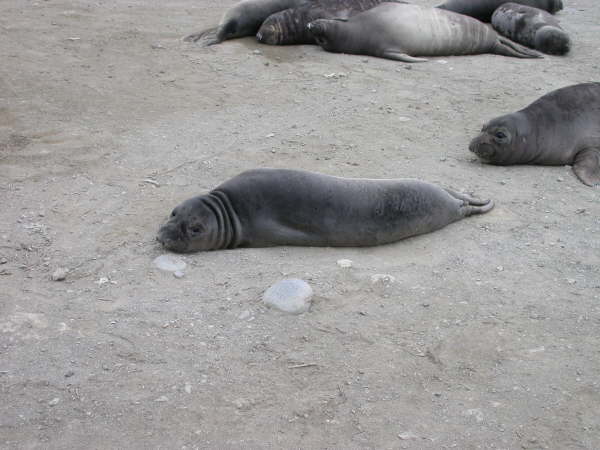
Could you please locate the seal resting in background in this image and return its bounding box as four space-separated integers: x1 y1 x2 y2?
156 168 494 252
184 0 309 45
491 3 570 55
469 83 600 187
436 0 563 22
257 0 405 45
307 3 541 62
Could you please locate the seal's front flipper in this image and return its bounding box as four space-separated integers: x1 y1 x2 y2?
184 27 221 46
381 51 428 62
573 148 600 186
494 37 542 58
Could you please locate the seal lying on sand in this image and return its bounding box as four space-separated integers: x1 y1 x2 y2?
157 168 494 252
257 0 405 45
469 83 600 187
184 0 308 45
436 0 563 23
307 3 541 62
491 3 570 55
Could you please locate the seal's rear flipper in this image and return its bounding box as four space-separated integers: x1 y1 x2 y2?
382 51 428 62
573 148 600 186
444 189 489 206
461 199 495 216
184 27 221 46
494 37 542 58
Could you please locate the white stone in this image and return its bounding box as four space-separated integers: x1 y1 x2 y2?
154 254 186 272
337 259 353 268
51 268 68 281
262 278 313 314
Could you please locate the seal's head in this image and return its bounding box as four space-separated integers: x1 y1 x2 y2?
469 114 526 165
256 15 284 45
157 196 218 253
307 19 338 51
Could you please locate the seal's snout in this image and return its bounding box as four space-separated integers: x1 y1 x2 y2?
469 137 495 162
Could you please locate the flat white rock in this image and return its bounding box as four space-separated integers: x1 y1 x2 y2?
153 254 186 273
337 259 353 268
263 278 313 314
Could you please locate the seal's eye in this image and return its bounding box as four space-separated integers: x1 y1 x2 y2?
171 210 176 217
191 226 202 234
495 131 506 140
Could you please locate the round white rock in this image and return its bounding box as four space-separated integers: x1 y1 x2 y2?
262 278 313 314
153 254 187 273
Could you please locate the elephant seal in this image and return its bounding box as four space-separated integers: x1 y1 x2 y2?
156 168 494 252
307 3 540 62
257 0 405 45
469 83 600 187
184 0 309 45
436 0 563 23
491 3 570 55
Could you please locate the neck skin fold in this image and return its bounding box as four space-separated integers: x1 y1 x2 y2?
202 191 242 250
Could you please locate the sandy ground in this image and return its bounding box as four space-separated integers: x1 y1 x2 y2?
1 0 599 448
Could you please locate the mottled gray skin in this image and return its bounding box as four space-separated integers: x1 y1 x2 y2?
469 83 600 187
257 0 405 45
307 3 540 63
436 0 563 22
156 168 494 252
184 0 309 45
492 3 570 55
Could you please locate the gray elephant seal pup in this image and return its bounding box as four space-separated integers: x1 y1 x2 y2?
157 168 494 252
257 0 405 45
436 0 563 22
307 3 540 62
184 0 309 45
492 3 570 55
469 83 600 187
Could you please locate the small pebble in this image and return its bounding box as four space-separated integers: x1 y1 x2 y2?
51 268 68 281
0 257 7 264
398 432 419 440
173 270 185 279
566 278 576 285
48 398 60 407
252 49 262 55
184 383 192 394
153 254 186 272
64 370 75 378
496 266 504 272
154 395 169 402
263 278 313 314
370 274 395 284
238 310 251 320
337 259 353 268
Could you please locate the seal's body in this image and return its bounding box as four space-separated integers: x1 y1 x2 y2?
184 0 308 45
469 83 600 187
307 3 540 63
491 3 570 55
157 169 494 252
436 0 563 23
257 0 404 45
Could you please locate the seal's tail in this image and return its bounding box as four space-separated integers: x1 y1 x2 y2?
184 27 221 46
494 36 542 58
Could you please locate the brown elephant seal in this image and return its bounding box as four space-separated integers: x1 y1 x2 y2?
306 3 540 62
469 83 600 187
156 168 494 252
184 0 309 45
436 0 563 23
491 3 570 55
256 0 405 45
